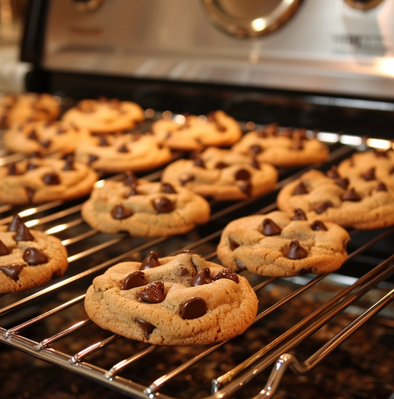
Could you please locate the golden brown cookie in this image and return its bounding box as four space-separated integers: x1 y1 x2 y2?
276 167 394 229
84 250 258 345
81 173 210 237
74 131 173 173
161 147 278 201
151 110 242 151
0 155 98 205
61 98 145 133
0 215 68 294
3 120 87 157
0 93 60 128
232 123 329 167
217 210 350 277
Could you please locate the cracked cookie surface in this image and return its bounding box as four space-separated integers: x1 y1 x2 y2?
217 210 349 277
84 251 258 345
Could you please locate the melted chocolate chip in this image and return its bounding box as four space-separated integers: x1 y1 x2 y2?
261 218 282 236
14 222 34 242
376 182 388 192
0 240 10 255
310 220 327 231
190 268 212 286
249 144 263 155
211 268 239 283
285 239 308 260
138 281 165 303
122 271 147 290
341 187 361 202
152 197 174 213
292 208 307 220
123 170 138 186
193 157 205 168
63 155 76 171
118 144 129 153
180 297 207 319
361 167 375 181
292 182 308 195
215 161 229 169
140 251 160 270
135 318 156 340
229 237 240 251
334 177 349 190
179 173 195 186
235 169 251 181
8 214 23 232
180 267 189 276
237 180 252 196
160 182 177 194
313 200 332 214
111 204 134 219
235 259 247 271
326 166 340 179
0 265 24 281
43 172 60 185
23 247 48 265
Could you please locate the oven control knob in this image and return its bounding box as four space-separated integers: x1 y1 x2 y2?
344 0 384 11
73 0 104 12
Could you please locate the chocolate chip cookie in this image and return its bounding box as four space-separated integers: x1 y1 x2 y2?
151 110 242 151
0 215 68 293
61 98 145 133
84 250 258 345
81 174 210 237
161 147 278 201
217 210 350 277
74 132 173 173
0 155 98 205
3 120 87 157
232 123 329 167
0 93 60 129
276 165 394 229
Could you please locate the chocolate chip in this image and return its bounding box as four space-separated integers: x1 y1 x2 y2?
235 169 251 181
118 144 129 153
285 239 308 260
26 188 35 203
122 271 147 290
261 218 282 236
178 249 196 255
160 182 177 194
374 149 389 158
229 237 240 251
26 161 39 171
111 204 134 219
361 167 375 181
98 136 109 146
0 265 24 281
376 182 388 192
23 247 48 265
123 170 138 186
190 268 212 286
28 129 39 141
216 122 226 132
88 154 99 165
211 268 239 283
63 155 76 171
292 182 308 195
193 157 205 168
341 187 361 202
7 163 20 176
310 220 327 231
291 140 303 151
389 166 394 175
213 161 227 170
292 208 307 220
237 180 252 196
250 158 260 170
140 251 160 270
0 240 10 255
313 200 332 214
334 177 349 189
43 172 60 185
138 281 165 303
14 222 34 242
180 297 207 319
8 214 23 232
152 197 174 213
326 166 340 179
135 318 156 340
235 259 247 271
40 139 51 148
179 173 194 186
249 144 263 155
180 267 189 276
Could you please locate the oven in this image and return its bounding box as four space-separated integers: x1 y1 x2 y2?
1 0 394 398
